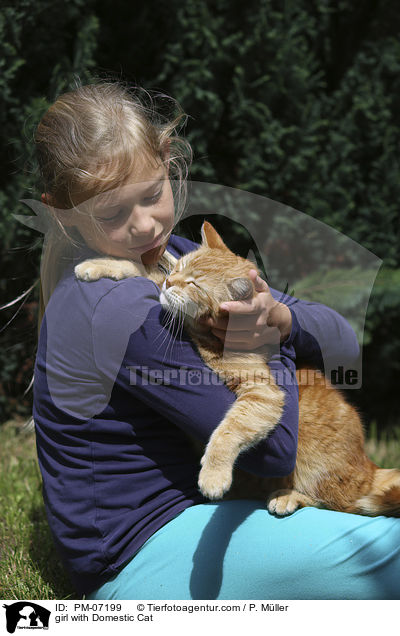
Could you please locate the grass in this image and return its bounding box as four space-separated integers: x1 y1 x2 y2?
1 418 400 601
364 421 400 468
0 419 77 600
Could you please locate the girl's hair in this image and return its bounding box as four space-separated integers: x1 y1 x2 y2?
35 79 192 324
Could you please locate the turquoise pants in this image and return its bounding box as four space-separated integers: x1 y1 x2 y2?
87 500 400 600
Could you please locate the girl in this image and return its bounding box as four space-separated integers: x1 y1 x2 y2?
33 80 400 600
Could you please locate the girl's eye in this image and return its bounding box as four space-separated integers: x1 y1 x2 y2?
143 188 163 205
98 187 163 221
100 209 125 222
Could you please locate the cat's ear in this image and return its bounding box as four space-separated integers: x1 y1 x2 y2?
227 277 254 301
200 221 228 250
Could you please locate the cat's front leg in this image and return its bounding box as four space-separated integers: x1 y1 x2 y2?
198 381 285 500
198 448 235 500
75 258 146 281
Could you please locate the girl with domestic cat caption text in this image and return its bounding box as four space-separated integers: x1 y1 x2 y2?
32 80 400 600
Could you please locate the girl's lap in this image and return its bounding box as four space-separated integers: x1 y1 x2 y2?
87 500 400 600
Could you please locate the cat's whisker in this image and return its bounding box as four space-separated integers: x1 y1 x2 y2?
177 306 186 352
162 313 177 359
158 309 179 356
158 306 175 335
161 297 189 363
163 318 182 364
156 326 175 356
159 299 183 362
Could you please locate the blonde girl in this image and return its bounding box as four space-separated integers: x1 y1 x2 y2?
32 80 400 600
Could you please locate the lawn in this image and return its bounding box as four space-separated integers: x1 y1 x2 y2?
0 419 76 600
1 417 399 600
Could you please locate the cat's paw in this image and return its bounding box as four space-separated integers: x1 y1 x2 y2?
75 259 142 281
198 462 233 500
267 489 304 516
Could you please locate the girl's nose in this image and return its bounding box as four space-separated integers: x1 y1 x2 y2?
128 207 155 236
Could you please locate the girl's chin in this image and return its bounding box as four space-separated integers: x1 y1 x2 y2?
140 242 167 265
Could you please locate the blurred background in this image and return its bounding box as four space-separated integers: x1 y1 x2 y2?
0 0 399 597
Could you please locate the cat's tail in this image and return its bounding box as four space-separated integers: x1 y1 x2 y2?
355 468 400 517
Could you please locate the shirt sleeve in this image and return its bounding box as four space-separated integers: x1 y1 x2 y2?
91 276 298 478
269 287 360 373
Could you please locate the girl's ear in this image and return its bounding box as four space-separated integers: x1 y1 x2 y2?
227 277 254 301
41 193 77 227
200 221 228 250
41 192 54 206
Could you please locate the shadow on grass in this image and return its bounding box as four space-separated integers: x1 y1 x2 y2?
28 501 79 600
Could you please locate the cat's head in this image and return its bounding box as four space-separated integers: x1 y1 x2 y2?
159 221 258 328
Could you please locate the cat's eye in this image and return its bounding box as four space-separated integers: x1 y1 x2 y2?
185 278 201 289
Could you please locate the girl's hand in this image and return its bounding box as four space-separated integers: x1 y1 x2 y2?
200 270 292 350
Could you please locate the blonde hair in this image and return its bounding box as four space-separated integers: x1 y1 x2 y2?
35 79 192 326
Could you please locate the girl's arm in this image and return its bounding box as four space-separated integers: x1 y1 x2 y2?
91 276 298 479
278 294 360 373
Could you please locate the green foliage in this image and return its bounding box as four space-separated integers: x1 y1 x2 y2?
146 0 400 266
292 266 382 345
365 421 400 469
357 267 400 426
0 0 99 421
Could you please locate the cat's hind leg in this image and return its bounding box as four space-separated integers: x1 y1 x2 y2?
267 489 320 516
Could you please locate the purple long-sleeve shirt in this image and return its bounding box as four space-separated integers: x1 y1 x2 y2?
33 234 359 595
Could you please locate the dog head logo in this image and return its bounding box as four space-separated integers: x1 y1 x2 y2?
3 602 50 633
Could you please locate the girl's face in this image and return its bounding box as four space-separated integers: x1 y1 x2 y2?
67 163 175 265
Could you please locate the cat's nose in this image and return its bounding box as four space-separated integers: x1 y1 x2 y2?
165 274 181 288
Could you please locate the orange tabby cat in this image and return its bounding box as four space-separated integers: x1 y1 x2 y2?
75 221 400 517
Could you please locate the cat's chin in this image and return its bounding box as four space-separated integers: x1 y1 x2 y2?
159 289 168 310
159 288 199 320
